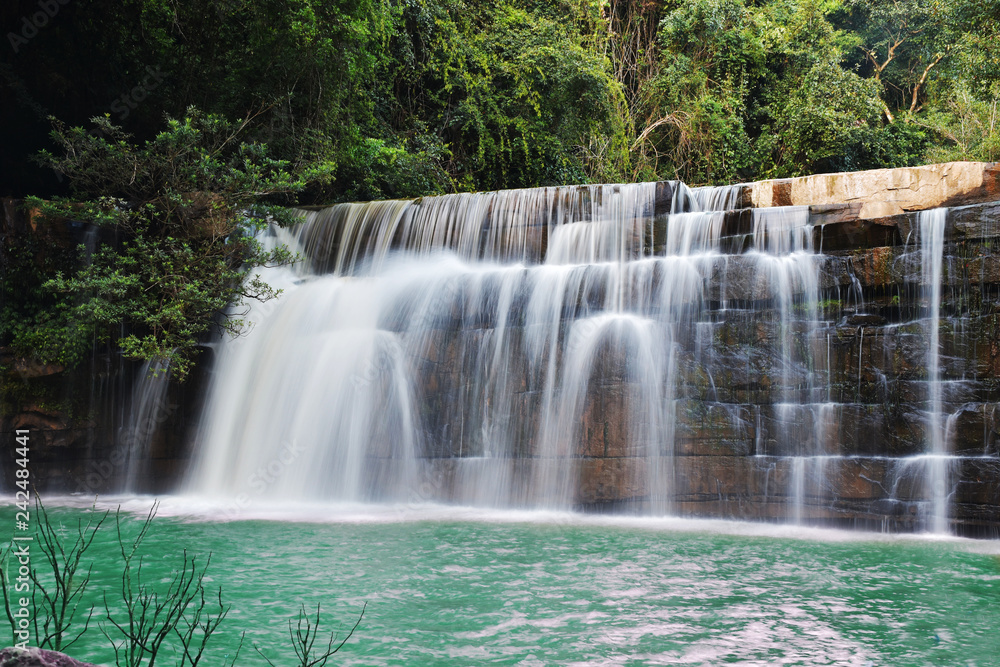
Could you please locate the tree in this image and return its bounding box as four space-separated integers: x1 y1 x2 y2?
382 0 628 191
638 0 764 183
102 504 232 667
840 0 956 120
23 108 333 379
0 499 107 652
254 602 366 667
911 0 1000 162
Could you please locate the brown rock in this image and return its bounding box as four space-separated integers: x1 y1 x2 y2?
814 214 902 251
954 458 1000 505
846 313 887 326
12 412 71 434
772 179 794 207
948 403 999 455
830 459 890 500
948 200 1000 241
10 359 65 379
0 647 99 667
577 457 647 503
865 246 903 287
653 181 675 217
808 202 864 225
751 162 1000 217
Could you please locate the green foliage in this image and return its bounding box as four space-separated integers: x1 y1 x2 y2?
835 120 932 172
837 0 956 116
657 0 766 87
1 226 94 369
337 137 450 202
623 0 994 183
3 0 1000 385
637 0 885 182
921 86 1000 163
638 0 761 183
17 109 329 380
386 0 626 191
5 0 998 199
757 56 883 176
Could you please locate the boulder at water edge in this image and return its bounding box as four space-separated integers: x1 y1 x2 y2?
0 648 99 667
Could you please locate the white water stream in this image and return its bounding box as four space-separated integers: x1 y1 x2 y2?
114 183 964 532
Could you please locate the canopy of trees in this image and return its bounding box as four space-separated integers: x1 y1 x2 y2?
1 0 998 376
2 0 998 199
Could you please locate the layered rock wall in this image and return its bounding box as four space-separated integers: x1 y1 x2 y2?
5 163 1000 535
394 163 1000 535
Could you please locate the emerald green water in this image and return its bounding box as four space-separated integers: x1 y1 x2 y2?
5 500 1000 666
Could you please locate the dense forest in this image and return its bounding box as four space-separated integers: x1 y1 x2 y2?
2 0 999 375
3 0 999 199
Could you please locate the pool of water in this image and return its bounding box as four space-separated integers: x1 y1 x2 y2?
5 498 1000 666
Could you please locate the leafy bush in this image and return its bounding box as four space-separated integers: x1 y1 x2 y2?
11 109 333 380
757 56 883 177
386 0 626 190
920 85 1000 164
833 120 932 172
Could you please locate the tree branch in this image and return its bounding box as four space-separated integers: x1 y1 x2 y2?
910 49 950 113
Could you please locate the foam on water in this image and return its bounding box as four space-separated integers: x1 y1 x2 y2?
43 494 1000 553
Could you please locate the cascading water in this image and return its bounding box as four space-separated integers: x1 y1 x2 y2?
919 207 951 533
189 184 669 507
753 205 832 523
692 183 745 212
186 178 844 521
121 358 171 492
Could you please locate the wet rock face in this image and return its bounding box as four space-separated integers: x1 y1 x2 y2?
8 164 1000 535
399 166 1000 535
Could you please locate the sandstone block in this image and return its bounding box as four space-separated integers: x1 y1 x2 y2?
751 162 1000 217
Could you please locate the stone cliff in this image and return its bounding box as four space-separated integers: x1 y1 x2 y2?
4 162 1000 536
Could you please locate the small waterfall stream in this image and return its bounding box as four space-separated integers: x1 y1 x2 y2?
122 358 171 492
919 207 950 533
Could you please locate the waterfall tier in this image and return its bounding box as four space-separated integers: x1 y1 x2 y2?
12 164 995 535
173 169 1000 536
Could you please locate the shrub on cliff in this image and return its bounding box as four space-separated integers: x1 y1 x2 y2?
11 108 332 380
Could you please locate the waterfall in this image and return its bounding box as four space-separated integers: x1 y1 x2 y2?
919 207 950 533
122 358 171 492
691 183 745 211
186 180 834 517
745 205 831 518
